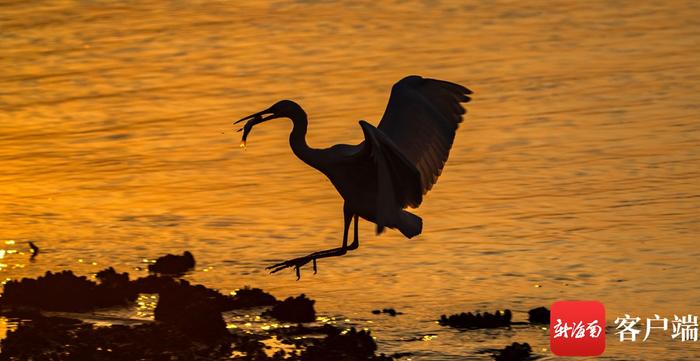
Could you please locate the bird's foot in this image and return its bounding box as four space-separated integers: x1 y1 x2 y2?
267 256 318 280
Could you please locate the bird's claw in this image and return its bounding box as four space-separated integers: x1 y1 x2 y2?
266 256 317 279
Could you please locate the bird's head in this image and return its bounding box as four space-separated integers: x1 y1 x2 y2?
234 100 304 149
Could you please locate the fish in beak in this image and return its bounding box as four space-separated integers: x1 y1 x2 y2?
234 108 279 149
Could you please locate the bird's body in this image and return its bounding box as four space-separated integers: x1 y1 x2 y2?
236 75 471 278
305 143 421 237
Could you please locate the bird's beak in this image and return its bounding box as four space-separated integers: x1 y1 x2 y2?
234 107 280 149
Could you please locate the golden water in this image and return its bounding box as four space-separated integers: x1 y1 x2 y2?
1 1 699 359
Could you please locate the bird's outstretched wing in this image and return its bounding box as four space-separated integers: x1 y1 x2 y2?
377 75 472 198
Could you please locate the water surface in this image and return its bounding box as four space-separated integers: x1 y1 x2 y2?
1 1 699 359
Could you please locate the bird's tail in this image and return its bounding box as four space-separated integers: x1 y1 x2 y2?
397 210 422 238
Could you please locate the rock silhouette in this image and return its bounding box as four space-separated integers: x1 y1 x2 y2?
494 342 532 361
299 327 393 361
0 254 399 360
527 306 550 324
154 281 229 341
148 251 195 275
439 309 512 329
263 294 316 323
0 314 232 361
0 270 137 312
1 257 276 315
372 308 401 316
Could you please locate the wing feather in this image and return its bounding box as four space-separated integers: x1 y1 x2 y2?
377 75 471 197
359 121 423 215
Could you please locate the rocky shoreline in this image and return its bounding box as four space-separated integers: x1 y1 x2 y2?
0 252 545 361
0 260 395 361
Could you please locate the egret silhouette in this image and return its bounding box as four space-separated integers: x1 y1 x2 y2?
235 76 471 279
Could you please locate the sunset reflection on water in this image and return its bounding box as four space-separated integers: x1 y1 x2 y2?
1 1 699 359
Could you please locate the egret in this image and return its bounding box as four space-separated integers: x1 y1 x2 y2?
235 76 472 279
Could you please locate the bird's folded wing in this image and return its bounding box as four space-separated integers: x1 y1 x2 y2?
377 75 472 198
359 121 422 233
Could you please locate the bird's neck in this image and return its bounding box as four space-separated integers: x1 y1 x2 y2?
288 112 318 167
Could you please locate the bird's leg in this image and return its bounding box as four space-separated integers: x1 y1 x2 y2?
279 215 361 273
347 215 359 250
267 207 352 279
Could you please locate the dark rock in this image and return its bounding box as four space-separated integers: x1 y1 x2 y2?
268 324 395 360
95 267 128 286
1 267 277 318
439 309 512 329
382 308 398 316
2 316 394 361
297 327 393 361
148 251 195 276
0 315 398 361
494 342 532 361
154 280 229 342
271 323 336 339
269 324 347 352
528 306 550 324
0 308 44 320
0 264 404 361
229 330 290 361
0 314 232 361
229 286 277 309
0 255 411 360
0 270 137 313
94 267 138 305
133 274 275 310
372 308 402 316
131 274 180 294
264 294 316 323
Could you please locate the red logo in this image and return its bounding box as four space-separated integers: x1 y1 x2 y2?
550 300 606 356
